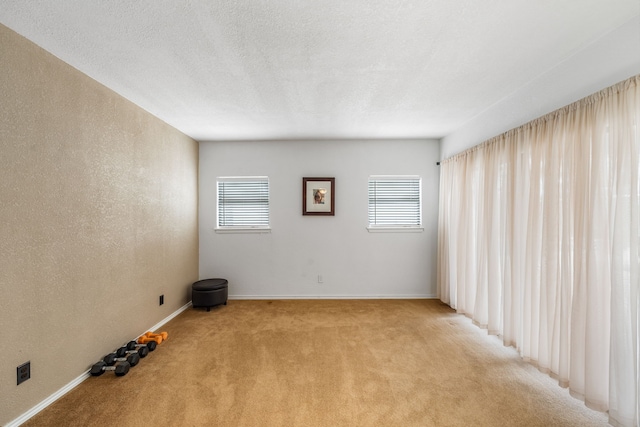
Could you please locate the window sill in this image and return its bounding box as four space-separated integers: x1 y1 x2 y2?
215 228 272 234
367 227 424 233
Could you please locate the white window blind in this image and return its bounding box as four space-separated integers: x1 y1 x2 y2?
217 177 269 229
368 176 421 228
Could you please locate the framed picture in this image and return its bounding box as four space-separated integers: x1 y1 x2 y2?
302 177 335 216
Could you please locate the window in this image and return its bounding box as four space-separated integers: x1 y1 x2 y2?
217 177 270 232
368 175 422 232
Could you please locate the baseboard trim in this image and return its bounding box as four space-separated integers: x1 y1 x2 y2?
144 301 192 337
229 294 438 300
5 301 193 427
5 371 90 427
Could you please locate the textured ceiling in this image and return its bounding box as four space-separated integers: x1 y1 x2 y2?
1 1 638 141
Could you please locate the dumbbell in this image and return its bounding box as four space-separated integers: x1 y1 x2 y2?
138 331 167 346
145 331 168 341
90 360 130 377
104 351 140 367
116 343 149 359
138 335 162 346
124 339 157 353
138 340 157 351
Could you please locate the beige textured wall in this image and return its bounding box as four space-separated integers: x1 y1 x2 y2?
0 24 199 425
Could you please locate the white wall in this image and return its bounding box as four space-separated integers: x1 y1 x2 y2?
441 15 640 159
199 139 440 299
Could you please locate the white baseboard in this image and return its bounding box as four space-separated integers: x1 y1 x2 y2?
144 301 192 337
5 301 192 427
229 294 437 300
5 371 90 427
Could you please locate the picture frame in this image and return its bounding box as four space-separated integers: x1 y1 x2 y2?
302 177 335 216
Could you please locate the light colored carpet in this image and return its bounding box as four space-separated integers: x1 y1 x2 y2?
23 299 608 426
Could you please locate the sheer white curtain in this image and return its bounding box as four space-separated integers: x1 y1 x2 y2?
437 75 639 426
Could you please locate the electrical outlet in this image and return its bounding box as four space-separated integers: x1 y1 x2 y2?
318 275 323 283
159 295 164 306
17 361 30 385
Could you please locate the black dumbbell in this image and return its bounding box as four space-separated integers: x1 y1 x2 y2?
137 340 157 352
116 343 149 359
90 360 130 377
126 339 157 353
104 351 140 367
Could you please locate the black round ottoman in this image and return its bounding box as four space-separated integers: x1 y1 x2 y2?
192 278 228 312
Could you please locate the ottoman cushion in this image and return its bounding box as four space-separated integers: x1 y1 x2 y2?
192 278 228 291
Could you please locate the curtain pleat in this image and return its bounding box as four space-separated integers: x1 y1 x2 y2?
437 75 639 426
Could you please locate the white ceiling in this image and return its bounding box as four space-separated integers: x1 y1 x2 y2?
1 1 638 142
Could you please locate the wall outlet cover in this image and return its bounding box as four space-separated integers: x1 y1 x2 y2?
17 361 30 385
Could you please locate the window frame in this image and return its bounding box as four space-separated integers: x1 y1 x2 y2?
216 176 271 234
367 175 423 233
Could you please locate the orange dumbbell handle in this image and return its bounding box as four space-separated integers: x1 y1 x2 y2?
138 336 162 345
145 331 168 341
